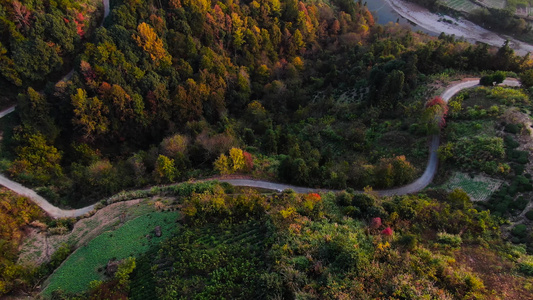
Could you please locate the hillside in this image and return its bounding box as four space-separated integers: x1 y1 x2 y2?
2 0 533 209
24 183 533 299
1 0 533 298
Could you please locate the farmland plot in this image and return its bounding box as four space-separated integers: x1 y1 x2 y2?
42 210 180 295
441 0 483 12
444 172 504 201
481 0 506 9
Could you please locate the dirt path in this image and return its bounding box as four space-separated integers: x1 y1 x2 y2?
385 0 533 56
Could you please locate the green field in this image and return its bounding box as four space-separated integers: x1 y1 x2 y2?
443 172 503 201
482 0 506 9
42 210 180 295
441 0 483 12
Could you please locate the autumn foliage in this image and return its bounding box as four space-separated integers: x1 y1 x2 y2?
0 189 45 296
381 227 393 236
214 148 253 175
424 96 449 132
133 22 172 65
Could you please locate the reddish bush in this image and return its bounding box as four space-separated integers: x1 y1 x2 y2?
243 151 254 171
425 96 449 128
381 227 393 236
370 217 382 229
307 193 321 201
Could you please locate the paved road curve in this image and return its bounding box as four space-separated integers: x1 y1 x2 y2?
219 79 521 197
0 76 520 216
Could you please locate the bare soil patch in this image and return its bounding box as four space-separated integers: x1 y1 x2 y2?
455 246 533 299
17 197 171 266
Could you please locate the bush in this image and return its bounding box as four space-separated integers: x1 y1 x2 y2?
504 123 521 134
398 234 418 250
504 135 519 149
437 232 462 247
511 224 528 239
480 75 494 86
525 210 533 221
518 258 533 276
336 191 353 206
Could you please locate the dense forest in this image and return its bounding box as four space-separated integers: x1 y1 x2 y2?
1 0 532 208
0 0 103 92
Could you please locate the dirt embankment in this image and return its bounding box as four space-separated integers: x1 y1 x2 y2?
18 199 144 266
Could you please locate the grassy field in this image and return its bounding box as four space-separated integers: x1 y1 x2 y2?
42 210 180 295
482 0 506 9
443 172 504 201
441 0 482 13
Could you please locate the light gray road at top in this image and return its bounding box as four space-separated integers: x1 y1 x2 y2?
0 52 521 217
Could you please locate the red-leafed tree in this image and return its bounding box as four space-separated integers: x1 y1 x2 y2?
423 96 448 134
12 1 32 31
243 151 254 171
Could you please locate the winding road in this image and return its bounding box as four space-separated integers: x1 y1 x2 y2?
0 0 524 218
0 78 520 218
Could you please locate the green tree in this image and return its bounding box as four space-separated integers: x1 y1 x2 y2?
18 87 58 140
0 42 21 86
9 131 63 184
519 69 533 88
12 38 62 82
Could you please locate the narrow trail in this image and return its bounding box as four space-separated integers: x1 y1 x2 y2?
0 78 520 218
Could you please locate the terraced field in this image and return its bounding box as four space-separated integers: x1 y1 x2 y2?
42 210 180 295
481 0 506 9
130 221 271 300
444 172 504 201
441 0 483 12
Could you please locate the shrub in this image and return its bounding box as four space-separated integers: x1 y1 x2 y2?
381 227 393 236
398 234 418 250
525 210 533 221
511 224 528 239
518 257 533 276
504 135 519 149
336 191 353 206
504 123 521 134
480 75 494 86
437 232 462 247
370 217 382 229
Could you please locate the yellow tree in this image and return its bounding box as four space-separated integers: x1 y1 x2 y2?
133 22 172 65
229 148 245 172
214 153 230 175
155 155 177 182
71 88 109 141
